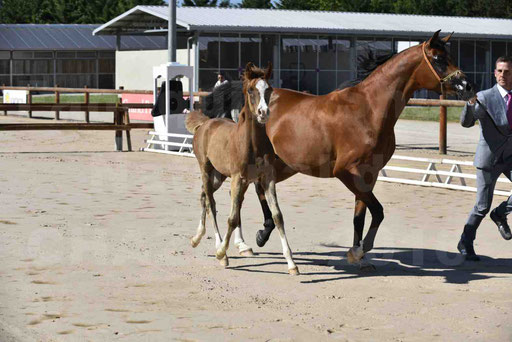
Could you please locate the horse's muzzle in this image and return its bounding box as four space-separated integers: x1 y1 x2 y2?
450 76 476 101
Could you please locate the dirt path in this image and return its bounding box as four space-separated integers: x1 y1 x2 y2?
0 118 511 341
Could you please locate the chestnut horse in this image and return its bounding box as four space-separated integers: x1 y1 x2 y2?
251 30 475 269
185 62 299 275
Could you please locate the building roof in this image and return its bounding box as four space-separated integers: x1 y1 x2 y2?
0 24 166 51
93 6 512 39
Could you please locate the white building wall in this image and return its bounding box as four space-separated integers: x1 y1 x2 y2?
115 49 194 90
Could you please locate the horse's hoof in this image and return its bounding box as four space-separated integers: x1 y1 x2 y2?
216 249 226 260
346 248 363 264
256 230 269 247
219 256 229 267
288 267 300 276
190 237 200 248
239 248 254 256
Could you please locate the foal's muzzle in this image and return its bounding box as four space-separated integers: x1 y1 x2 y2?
257 108 269 124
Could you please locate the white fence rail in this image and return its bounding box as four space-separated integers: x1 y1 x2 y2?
141 133 512 197
379 155 511 197
140 131 194 157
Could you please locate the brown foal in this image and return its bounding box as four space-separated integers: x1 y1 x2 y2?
257 31 475 269
186 62 299 275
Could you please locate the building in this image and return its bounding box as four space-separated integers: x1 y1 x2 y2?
0 24 165 89
93 6 512 96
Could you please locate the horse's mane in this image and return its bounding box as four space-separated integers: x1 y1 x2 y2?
201 80 244 119
338 49 396 90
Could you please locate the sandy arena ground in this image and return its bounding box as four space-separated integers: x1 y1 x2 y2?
0 115 511 341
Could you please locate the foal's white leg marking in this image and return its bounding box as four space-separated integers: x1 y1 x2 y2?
263 178 299 275
234 223 254 256
191 218 205 247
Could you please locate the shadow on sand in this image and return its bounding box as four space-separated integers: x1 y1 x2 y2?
222 245 512 285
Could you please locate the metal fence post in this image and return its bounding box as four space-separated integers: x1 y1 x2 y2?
439 93 447 154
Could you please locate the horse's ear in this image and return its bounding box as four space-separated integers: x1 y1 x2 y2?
264 62 273 81
428 30 442 48
442 32 454 43
245 62 255 79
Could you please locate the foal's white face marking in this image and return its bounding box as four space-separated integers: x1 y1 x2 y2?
255 79 269 124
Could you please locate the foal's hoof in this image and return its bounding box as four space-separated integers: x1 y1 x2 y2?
190 237 200 248
288 267 300 276
239 248 254 256
216 249 226 260
256 230 269 248
219 255 229 267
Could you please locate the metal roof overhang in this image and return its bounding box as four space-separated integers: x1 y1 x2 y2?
93 6 189 36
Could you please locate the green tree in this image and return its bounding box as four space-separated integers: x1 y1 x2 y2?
274 0 319 10
239 0 273 9
182 0 219 6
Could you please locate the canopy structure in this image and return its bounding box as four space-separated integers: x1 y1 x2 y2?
93 6 512 39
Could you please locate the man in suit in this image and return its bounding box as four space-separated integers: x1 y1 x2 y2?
459 56 512 261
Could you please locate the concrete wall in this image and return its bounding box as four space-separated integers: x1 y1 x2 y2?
116 49 194 91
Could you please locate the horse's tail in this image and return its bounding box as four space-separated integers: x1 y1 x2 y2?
185 110 209 134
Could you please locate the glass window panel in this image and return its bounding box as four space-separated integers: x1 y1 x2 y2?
219 69 241 83
12 51 33 59
318 36 336 70
76 51 96 58
319 71 336 95
261 34 277 68
336 38 352 71
99 59 114 73
299 70 317 94
299 36 318 70
199 69 219 91
460 40 474 72
199 34 219 69
56 51 76 59
56 74 96 88
508 42 512 56
220 34 239 69
34 51 53 59
99 51 115 58
281 36 299 70
98 74 114 89
337 71 355 89
491 41 506 70
447 40 459 68
280 70 298 90
13 75 53 87
0 60 9 74
240 35 260 69
0 76 10 86
356 37 374 60
475 73 490 92
57 59 95 73
475 41 490 72
12 60 53 74
0 51 9 59
374 38 392 58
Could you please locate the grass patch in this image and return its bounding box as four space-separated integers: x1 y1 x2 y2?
400 106 462 122
31 94 118 104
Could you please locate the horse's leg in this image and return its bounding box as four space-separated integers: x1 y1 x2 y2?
353 198 367 247
337 171 383 270
190 189 207 247
255 181 275 247
262 177 299 275
201 168 228 267
216 175 248 261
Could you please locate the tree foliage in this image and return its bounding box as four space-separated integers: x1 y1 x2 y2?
0 0 165 24
1 0 510 23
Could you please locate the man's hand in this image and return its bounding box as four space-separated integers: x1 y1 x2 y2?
468 96 477 105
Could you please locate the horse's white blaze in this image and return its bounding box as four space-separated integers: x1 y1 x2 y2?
256 79 269 121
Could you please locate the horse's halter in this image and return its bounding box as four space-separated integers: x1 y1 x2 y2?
421 42 463 90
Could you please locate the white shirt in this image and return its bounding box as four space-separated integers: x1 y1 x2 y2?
497 84 511 104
